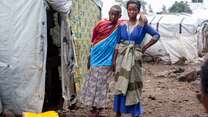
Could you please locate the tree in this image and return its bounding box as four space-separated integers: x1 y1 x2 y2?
148 4 153 13
169 1 192 13
140 0 147 13
162 5 167 13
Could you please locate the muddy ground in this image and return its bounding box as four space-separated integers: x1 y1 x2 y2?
60 62 208 117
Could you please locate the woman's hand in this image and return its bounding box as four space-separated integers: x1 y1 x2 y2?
142 39 158 53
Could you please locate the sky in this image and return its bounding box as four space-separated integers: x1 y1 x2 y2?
101 0 183 18
101 0 208 19
145 0 186 12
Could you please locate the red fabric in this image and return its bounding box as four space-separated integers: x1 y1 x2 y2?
91 19 127 45
91 19 119 45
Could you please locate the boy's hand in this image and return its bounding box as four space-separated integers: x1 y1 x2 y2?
112 64 116 72
87 55 90 70
139 12 148 26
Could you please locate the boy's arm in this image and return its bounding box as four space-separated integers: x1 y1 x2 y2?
139 12 148 26
87 51 90 70
112 44 119 72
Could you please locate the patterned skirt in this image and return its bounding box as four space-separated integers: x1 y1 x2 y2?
80 66 113 108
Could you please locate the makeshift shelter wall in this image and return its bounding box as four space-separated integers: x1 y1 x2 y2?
190 9 208 53
0 0 72 114
0 0 47 114
197 22 208 53
0 98 2 113
69 0 101 91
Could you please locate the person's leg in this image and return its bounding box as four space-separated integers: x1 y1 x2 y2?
88 106 97 117
202 94 208 112
2 111 15 117
114 95 122 117
97 108 111 117
201 59 208 112
115 112 121 117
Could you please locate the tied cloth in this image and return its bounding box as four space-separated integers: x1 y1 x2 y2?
114 41 143 106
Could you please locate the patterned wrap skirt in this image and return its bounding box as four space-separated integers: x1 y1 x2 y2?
80 66 113 108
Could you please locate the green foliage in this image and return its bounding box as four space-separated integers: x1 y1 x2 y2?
162 5 167 13
140 0 147 13
148 4 153 13
169 1 192 13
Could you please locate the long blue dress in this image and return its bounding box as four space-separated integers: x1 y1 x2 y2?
114 22 160 117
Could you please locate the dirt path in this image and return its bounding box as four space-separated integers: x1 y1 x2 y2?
61 63 208 117
142 63 207 117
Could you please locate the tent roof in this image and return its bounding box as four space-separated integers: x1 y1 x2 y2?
147 14 198 25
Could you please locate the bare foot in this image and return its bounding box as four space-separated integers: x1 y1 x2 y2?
115 112 121 117
2 111 15 117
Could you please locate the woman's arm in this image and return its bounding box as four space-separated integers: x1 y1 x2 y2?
142 39 157 53
142 25 160 53
112 44 119 72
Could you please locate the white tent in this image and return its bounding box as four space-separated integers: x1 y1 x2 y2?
142 14 208 64
192 9 208 54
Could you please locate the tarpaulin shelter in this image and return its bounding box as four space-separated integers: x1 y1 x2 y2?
0 0 102 115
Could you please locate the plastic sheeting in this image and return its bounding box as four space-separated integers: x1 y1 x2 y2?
47 0 72 14
143 14 200 64
0 0 47 114
197 22 208 54
60 15 77 110
0 0 72 114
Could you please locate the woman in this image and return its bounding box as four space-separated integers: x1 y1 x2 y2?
113 0 160 117
80 5 122 117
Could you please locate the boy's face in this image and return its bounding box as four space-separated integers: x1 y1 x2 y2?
108 8 121 24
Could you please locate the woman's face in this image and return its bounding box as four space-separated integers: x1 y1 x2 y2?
127 3 139 19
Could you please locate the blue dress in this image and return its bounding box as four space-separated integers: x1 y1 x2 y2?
114 22 160 117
